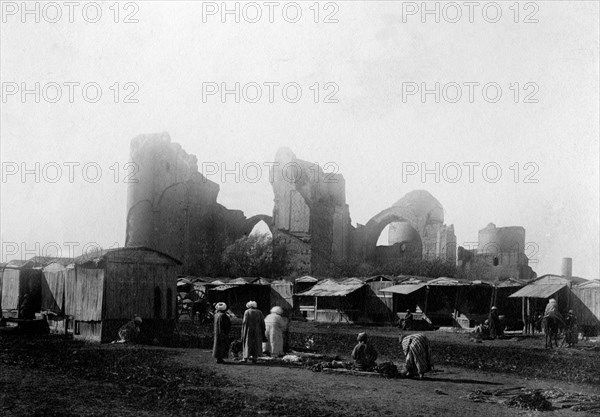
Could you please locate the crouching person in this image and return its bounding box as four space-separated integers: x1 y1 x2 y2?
117 315 142 343
351 332 378 371
400 333 433 379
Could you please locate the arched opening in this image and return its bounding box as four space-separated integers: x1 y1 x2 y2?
493 257 499 266
249 219 272 238
154 286 162 319
166 288 173 319
374 220 423 263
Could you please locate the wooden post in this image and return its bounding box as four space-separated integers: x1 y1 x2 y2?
314 296 317 321
522 297 526 335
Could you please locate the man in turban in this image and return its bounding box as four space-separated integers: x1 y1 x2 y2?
241 301 265 363
213 302 231 364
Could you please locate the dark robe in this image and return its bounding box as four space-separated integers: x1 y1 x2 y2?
213 311 231 359
488 310 501 339
241 308 265 359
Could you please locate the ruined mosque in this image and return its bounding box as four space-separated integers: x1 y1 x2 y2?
125 133 535 280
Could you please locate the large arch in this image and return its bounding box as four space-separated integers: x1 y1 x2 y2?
361 191 446 262
363 208 420 261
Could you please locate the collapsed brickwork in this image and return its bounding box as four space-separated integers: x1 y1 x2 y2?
457 223 536 281
126 135 457 276
270 151 456 275
125 133 271 275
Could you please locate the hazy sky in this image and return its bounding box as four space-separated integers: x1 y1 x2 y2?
1 1 598 278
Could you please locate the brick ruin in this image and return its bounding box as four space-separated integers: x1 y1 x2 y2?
125 133 461 276
125 133 272 275
457 223 536 281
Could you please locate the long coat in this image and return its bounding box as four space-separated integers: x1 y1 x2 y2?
264 313 287 356
212 311 231 359
242 308 265 359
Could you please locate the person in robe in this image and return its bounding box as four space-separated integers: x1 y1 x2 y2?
400 333 433 379
401 309 414 331
18 294 36 320
117 315 142 343
351 332 378 371
563 309 578 347
241 301 265 363
488 306 501 339
212 302 231 363
264 306 287 357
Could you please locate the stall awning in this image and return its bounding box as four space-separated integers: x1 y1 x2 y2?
509 284 566 298
379 284 426 295
296 279 364 297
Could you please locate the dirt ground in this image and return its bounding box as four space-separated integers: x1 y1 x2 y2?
1 322 599 417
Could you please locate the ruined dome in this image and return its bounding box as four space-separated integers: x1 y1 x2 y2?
392 190 444 224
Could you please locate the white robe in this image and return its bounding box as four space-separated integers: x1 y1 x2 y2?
264 313 287 356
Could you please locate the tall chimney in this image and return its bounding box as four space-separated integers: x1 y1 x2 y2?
561 257 572 279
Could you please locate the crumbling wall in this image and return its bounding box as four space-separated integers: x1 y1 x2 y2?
271 148 351 275
457 223 535 281
126 133 270 275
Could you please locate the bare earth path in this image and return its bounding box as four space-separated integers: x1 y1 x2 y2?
172 348 598 417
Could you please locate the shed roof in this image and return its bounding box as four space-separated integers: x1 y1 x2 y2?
379 283 426 294
74 246 182 267
577 279 600 289
27 256 73 267
296 279 365 297
534 274 587 285
509 283 567 298
295 275 318 283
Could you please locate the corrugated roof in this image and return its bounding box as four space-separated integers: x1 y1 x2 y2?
509 284 567 298
379 284 426 295
296 279 365 297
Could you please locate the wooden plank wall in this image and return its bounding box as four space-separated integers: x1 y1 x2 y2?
571 287 600 327
104 262 177 320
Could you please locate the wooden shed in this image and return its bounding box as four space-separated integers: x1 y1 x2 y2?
295 278 367 323
0 260 42 319
70 247 181 342
570 279 600 335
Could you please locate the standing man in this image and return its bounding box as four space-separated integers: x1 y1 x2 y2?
488 306 501 339
212 302 231 364
241 301 265 364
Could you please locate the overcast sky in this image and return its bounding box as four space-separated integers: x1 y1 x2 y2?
1 1 598 278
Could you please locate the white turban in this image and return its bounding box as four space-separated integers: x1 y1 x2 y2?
134 315 142 323
270 306 284 315
215 302 227 311
246 301 257 309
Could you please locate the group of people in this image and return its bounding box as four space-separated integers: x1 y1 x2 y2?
351 331 434 379
212 301 290 364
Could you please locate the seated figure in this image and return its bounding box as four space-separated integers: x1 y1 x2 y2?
351 332 378 371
